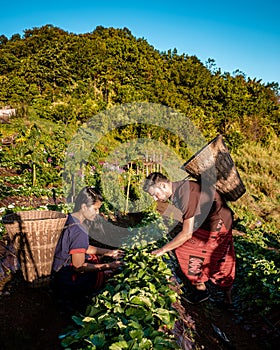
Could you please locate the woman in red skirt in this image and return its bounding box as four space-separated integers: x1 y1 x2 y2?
143 172 235 305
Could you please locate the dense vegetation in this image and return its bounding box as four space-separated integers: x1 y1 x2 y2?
1 24 279 220
0 24 279 144
0 25 279 348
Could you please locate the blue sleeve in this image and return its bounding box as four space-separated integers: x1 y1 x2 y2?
66 223 89 253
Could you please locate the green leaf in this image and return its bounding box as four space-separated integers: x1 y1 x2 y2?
137 269 146 278
60 334 79 347
129 287 141 296
125 306 146 319
114 305 125 313
117 320 127 329
113 292 122 302
87 332 106 347
109 340 129 349
139 261 147 269
153 308 170 324
128 320 143 329
147 282 157 294
130 295 152 308
104 317 118 329
153 335 179 349
71 315 84 326
86 304 103 317
138 337 153 349
129 329 144 339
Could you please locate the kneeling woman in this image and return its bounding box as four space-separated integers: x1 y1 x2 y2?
52 186 124 310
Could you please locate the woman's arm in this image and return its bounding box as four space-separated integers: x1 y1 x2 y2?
71 252 123 273
86 246 108 255
151 217 194 257
86 246 124 259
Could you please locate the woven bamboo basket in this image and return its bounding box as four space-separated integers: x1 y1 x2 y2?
2 210 67 286
182 134 246 201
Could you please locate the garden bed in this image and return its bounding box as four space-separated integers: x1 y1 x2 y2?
0 252 278 350
0 196 279 349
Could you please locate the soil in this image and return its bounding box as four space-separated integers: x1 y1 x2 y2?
0 273 68 350
0 193 279 350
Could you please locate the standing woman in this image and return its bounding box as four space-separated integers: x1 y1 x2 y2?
143 172 235 305
52 186 124 311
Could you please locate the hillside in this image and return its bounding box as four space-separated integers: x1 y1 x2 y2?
0 25 279 142
0 25 279 349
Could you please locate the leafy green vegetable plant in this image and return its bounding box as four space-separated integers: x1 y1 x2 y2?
234 215 280 314
60 231 181 349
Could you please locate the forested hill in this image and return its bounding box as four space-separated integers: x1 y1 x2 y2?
0 24 279 145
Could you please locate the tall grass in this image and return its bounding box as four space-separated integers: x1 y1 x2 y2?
230 136 280 230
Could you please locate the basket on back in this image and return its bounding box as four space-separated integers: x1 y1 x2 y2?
182 134 246 201
2 210 67 286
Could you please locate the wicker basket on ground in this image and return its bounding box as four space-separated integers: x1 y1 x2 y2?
2 210 67 286
182 134 246 201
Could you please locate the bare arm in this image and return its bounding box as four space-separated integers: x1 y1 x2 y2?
86 246 124 259
151 217 194 257
71 253 123 273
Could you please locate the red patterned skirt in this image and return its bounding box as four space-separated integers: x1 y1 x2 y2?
175 222 235 290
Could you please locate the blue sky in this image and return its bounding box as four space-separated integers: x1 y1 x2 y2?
1 0 279 84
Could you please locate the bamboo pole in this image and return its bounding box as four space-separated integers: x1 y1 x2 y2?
125 165 131 214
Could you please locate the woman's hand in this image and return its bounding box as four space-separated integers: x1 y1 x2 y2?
151 247 166 257
108 260 124 271
104 249 125 259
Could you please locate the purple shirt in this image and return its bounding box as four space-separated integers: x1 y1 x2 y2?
52 214 89 272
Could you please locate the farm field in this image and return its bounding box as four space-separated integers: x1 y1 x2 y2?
0 25 279 349
0 124 279 349
0 192 279 350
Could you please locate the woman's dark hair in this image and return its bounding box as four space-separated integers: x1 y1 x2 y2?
143 172 170 192
73 186 103 211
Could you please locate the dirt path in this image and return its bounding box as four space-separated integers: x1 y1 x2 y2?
0 273 67 350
